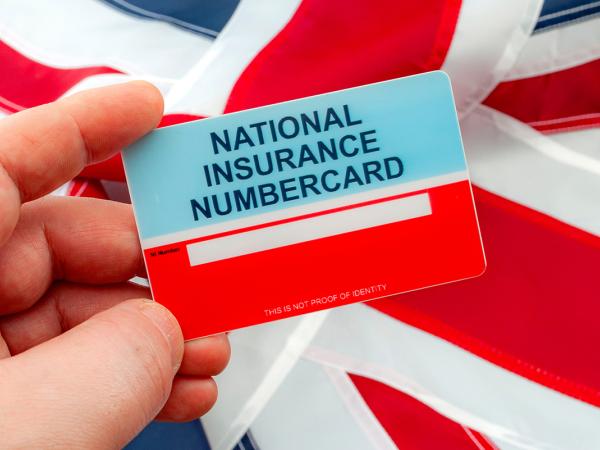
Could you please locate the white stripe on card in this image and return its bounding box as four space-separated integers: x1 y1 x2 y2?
141 170 467 249
186 192 431 266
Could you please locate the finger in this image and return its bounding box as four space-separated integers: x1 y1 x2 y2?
0 195 144 314
0 282 148 356
0 282 231 379
0 81 163 246
155 376 218 422
179 334 230 376
0 299 184 449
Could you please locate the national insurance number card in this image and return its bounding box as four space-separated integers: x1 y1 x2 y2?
123 71 486 339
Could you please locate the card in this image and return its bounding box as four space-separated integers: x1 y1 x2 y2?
123 71 485 339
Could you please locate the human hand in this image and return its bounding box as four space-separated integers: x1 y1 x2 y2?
0 82 230 448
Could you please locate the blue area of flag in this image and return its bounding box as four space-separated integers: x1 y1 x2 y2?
233 431 260 450
102 0 240 38
126 420 211 450
535 0 600 32
126 422 259 450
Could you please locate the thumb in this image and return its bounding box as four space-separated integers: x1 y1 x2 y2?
0 299 184 449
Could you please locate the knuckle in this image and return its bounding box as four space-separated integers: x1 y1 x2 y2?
210 338 231 375
94 308 175 404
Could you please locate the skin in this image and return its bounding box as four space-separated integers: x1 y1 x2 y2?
0 82 230 449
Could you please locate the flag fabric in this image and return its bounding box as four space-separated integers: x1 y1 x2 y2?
2 0 599 449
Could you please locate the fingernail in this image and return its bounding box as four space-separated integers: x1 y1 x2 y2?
139 300 183 373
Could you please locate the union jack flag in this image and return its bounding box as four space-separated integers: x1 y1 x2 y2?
1 0 599 449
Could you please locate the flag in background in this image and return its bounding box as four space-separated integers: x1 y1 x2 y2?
1 0 599 449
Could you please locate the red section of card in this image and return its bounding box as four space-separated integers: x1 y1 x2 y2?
144 180 484 339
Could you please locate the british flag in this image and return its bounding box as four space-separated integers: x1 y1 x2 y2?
1 0 599 449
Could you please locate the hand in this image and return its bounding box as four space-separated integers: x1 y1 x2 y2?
0 82 230 448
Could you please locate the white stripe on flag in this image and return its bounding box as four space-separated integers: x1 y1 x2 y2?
203 312 329 450
0 0 212 80
303 304 600 449
549 127 600 158
504 16 600 80
164 0 302 116
442 0 542 116
462 105 600 236
249 359 386 450
51 183 70 197
186 192 431 266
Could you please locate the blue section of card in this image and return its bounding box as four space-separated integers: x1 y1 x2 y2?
123 71 467 240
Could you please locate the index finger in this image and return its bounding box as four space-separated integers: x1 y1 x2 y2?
0 81 163 245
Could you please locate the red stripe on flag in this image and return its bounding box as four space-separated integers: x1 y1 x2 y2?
225 0 462 111
350 373 497 450
157 113 203 128
0 41 121 113
483 59 600 133
79 154 127 182
369 187 600 407
66 178 108 199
